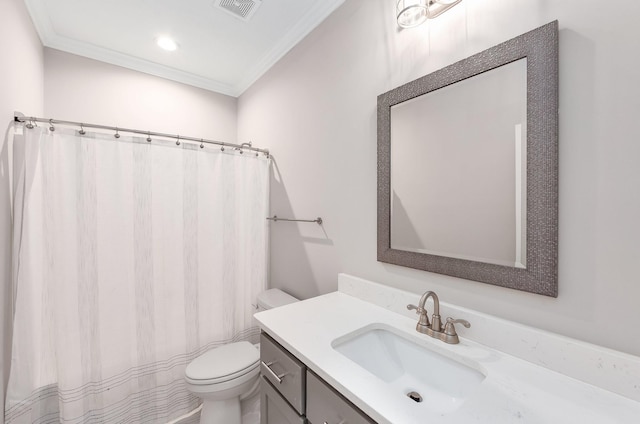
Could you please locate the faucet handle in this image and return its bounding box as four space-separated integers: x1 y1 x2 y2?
407 304 430 327
441 317 470 344
444 317 470 335
407 304 421 312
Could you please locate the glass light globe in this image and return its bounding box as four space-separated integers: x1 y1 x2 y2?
397 0 428 28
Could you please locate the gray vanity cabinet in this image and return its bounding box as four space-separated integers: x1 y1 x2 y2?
260 332 376 424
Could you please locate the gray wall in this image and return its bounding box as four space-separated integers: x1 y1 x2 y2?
44 49 238 142
238 0 640 356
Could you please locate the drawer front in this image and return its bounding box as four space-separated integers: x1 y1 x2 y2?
260 332 306 414
260 378 307 424
306 371 375 424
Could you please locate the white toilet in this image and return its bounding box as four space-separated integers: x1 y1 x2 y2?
184 288 298 424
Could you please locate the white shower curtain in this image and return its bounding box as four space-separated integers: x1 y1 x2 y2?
4 126 269 423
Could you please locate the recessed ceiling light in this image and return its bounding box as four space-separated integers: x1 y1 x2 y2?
156 36 178 51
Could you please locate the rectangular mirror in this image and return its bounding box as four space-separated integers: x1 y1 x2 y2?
391 58 528 268
378 21 558 296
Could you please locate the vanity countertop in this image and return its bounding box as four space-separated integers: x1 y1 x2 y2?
254 277 640 423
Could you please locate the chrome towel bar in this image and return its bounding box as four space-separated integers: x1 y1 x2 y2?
266 215 322 225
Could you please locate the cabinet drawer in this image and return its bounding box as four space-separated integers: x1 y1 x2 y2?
260 377 307 424
260 332 306 415
306 371 375 424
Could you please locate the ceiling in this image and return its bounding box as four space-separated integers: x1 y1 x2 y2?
25 0 346 97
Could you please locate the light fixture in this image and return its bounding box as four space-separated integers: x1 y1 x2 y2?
156 36 178 52
396 0 462 28
396 0 428 29
427 0 462 19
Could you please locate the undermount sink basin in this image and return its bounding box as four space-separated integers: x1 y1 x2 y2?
332 324 486 414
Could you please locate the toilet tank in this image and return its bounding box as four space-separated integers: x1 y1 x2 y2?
257 288 298 312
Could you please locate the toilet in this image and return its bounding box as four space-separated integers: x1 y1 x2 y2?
184 288 299 424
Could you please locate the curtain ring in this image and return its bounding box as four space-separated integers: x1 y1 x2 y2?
49 119 55 132
114 128 120 139
26 119 34 129
200 139 204 149
79 124 86 135
221 143 225 152
176 135 181 146
147 131 152 142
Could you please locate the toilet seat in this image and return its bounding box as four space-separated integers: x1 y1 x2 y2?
185 341 259 386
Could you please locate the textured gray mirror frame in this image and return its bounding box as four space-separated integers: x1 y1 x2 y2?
377 21 559 297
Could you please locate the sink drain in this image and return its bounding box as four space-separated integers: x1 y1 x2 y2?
407 391 423 403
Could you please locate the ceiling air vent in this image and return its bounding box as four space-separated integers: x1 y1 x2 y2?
214 0 263 22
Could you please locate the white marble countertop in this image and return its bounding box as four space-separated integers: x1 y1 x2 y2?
254 277 640 424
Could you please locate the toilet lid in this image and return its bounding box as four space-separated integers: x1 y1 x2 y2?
257 288 298 310
185 341 259 382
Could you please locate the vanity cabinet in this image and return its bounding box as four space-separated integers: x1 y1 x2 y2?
260 332 375 424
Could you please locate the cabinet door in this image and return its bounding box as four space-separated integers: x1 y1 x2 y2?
261 377 307 424
306 371 375 424
260 332 306 414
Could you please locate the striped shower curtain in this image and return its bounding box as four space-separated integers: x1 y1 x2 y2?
5 125 269 423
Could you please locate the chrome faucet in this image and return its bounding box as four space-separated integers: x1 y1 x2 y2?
407 291 470 344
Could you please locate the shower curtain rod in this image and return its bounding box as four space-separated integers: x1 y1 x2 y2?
13 113 270 157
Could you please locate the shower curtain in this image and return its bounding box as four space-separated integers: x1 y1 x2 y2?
4 125 269 423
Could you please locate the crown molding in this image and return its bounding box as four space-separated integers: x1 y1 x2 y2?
24 0 55 44
48 35 239 96
25 0 346 98
235 0 346 96
25 0 238 96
